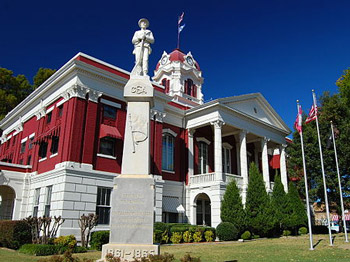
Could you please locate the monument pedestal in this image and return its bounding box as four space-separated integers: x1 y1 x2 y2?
99 175 159 261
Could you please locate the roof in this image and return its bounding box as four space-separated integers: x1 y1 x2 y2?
155 49 200 71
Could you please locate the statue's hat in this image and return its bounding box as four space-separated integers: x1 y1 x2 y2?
138 18 149 28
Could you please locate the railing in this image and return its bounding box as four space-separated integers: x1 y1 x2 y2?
190 172 216 184
190 172 243 186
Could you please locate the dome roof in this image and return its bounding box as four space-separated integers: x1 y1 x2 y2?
155 49 200 71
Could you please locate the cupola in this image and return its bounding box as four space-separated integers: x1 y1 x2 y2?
153 49 204 105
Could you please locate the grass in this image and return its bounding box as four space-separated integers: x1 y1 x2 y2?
0 234 350 262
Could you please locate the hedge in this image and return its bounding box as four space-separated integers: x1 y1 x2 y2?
19 244 87 256
90 231 109 251
0 220 32 249
216 222 239 241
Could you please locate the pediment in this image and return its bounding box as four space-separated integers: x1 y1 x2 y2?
220 93 289 132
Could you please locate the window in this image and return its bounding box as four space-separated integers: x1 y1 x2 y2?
33 188 40 217
198 142 209 174
162 134 175 171
96 187 112 225
44 186 52 217
39 142 48 159
20 141 26 154
28 136 34 150
46 112 52 124
27 155 32 165
19 159 23 165
103 104 117 119
222 145 232 173
58 105 63 118
99 137 116 156
185 79 193 96
50 136 59 154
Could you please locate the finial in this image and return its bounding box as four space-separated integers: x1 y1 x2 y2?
312 89 315 92
296 100 299 103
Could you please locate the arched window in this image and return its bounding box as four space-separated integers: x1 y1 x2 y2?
162 132 175 171
162 78 170 94
185 79 193 96
198 141 209 174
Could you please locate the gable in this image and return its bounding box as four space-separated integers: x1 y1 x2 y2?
221 94 288 132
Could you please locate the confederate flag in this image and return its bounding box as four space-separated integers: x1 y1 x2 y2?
305 104 318 124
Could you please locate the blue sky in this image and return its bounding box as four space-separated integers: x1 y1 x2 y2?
1 0 350 135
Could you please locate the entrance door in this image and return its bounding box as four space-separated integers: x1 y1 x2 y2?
195 193 211 226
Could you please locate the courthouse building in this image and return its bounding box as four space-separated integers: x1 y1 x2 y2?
0 49 290 237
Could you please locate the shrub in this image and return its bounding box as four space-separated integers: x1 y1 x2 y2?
0 220 32 249
37 249 93 262
183 231 193 243
170 225 189 234
154 222 167 232
193 231 203 242
154 230 163 244
240 231 251 240
180 253 201 262
90 231 109 251
216 222 238 241
252 234 260 239
298 226 308 235
170 232 182 244
19 244 60 256
282 230 292 236
204 230 214 242
161 229 170 244
54 235 77 248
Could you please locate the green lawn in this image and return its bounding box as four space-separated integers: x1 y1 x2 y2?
1 234 350 262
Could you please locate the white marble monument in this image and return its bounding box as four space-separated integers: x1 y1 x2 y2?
99 19 159 261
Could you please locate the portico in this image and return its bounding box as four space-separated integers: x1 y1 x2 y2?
185 93 290 227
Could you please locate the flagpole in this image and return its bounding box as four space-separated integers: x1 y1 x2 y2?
331 121 349 242
297 100 314 250
312 89 333 246
177 24 180 49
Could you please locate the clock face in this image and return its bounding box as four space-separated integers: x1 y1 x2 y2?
161 56 168 65
186 56 194 66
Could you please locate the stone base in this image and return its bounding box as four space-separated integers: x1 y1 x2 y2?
98 243 160 261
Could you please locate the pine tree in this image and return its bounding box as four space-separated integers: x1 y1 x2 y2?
245 163 276 237
221 179 246 233
285 182 307 235
271 175 288 233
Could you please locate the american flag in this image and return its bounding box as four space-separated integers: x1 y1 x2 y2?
305 104 317 124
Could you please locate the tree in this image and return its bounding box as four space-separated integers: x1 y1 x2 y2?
221 179 246 233
245 162 276 237
271 175 288 233
0 68 32 120
33 68 56 89
284 182 307 235
287 89 350 209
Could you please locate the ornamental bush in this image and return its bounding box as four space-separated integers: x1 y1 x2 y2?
0 220 31 249
204 230 214 242
170 232 182 244
90 231 109 251
298 227 308 235
282 230 292 236
240 231 251 240
216 222 238 241
183 231 193 243
53 235 77 248
193 231 203 242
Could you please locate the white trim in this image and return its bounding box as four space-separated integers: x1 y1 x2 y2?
222 142 233 150
29 133 36 139
46 106 55 114
0 161 31 169
21 137 28 143
56 99 66 107
38 157 47 162
162 128 177 137
100 99 122 109
50 153 58 158
196 137 211 145
7 135 12 140
162 170 175 174
97 153 117 160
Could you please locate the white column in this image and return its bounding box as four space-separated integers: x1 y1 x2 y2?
211 120 225 181
261 137 271 192
280 144 288 192
239 130 248 204
188 129 195 182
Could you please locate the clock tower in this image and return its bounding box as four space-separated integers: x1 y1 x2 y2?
153 49 204 105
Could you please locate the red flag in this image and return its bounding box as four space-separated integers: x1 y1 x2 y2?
294 105 302 134
305 104 317 124
178 12 184 25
